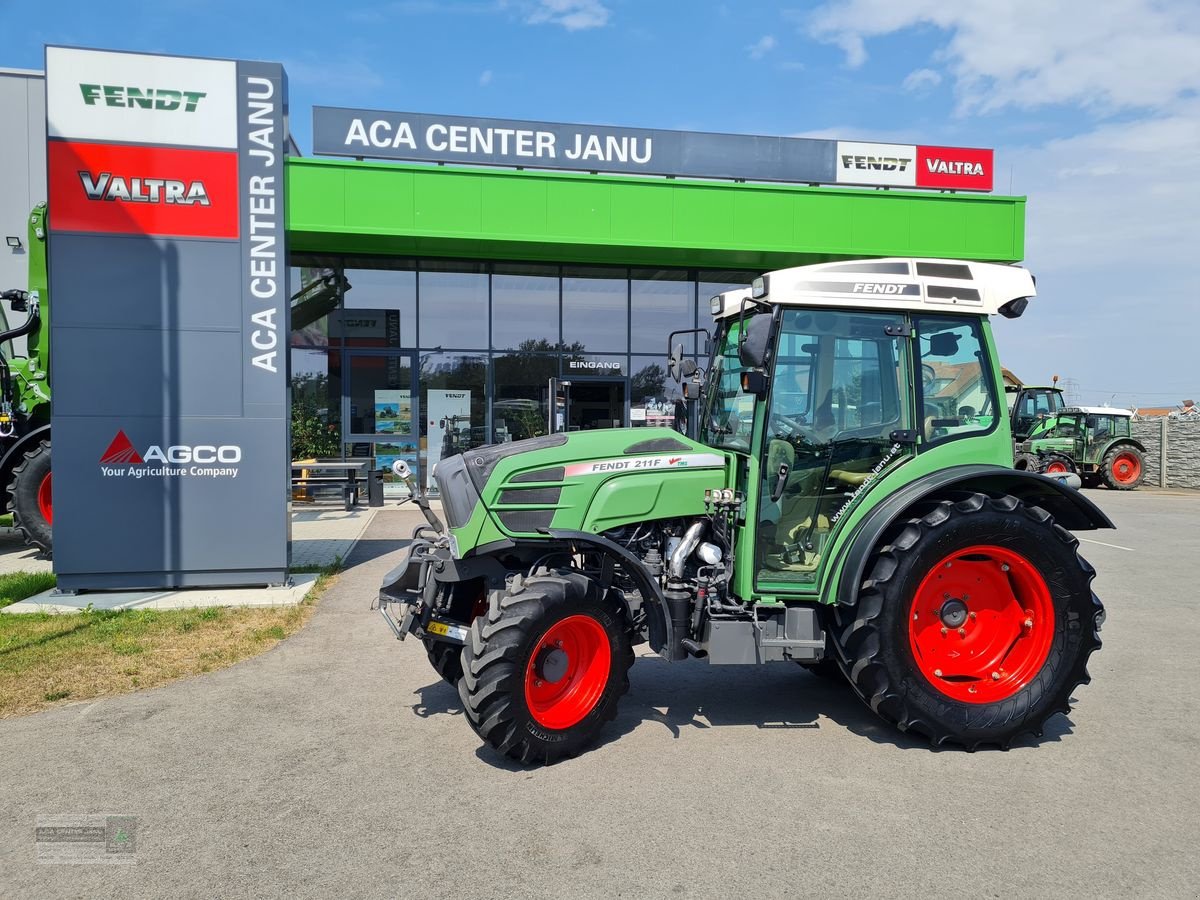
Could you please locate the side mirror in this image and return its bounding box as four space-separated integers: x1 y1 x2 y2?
668 343 684 383
738 315 773 369
927 332 960 357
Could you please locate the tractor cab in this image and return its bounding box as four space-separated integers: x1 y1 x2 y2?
700 258 1031 584
1006 384 1065 440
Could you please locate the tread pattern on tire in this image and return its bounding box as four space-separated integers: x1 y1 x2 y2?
829 492 1103 750
8 439 52 555
458 569 634 764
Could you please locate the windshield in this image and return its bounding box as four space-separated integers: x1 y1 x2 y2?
700 318 755 451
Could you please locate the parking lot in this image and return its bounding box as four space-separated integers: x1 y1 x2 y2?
2 488 1197 898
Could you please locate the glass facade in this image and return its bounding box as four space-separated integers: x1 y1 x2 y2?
289 258 756 493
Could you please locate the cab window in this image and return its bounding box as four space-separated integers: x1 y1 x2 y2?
916 317 997 445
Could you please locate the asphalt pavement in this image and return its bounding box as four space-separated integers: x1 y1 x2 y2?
2 489 1197 899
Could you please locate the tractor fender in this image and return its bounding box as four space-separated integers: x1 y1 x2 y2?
548 529 673 658
0 425 50 509
1100 437 1146 456
834 464 1114 609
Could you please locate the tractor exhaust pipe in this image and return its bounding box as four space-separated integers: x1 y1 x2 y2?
669 521 705 579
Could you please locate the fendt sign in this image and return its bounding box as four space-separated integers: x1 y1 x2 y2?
46 46 289 591
313 107 994 192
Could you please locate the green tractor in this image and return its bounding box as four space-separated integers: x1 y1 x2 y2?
379 257 1111 763
0 204 53 552
1015 406 1146 490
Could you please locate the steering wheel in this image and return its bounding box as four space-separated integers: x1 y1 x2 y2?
770 411 808 439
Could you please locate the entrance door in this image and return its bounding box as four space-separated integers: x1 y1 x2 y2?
568 379 626 431
344 350 419 493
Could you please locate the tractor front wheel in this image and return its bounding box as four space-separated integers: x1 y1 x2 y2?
459 569 633 764
830 493 1103 749
9 440 53 554
1102 446 1144 490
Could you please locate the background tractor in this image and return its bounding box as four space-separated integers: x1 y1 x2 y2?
1014 406 1146 489
0 204 53 552
379 257 1111 764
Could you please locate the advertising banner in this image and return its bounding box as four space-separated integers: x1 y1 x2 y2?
835 140 994 192
314 107 994 192
46 46 290 590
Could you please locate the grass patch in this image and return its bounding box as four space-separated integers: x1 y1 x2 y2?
0 571 57 610
0 513 12 527
0 563 342 718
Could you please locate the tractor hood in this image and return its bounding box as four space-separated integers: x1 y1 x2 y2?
433 428 731 544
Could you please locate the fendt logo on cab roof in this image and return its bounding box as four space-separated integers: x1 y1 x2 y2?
852 282 912 294
80 84 206 112
79 171 211 206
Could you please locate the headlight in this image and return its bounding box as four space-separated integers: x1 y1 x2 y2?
448 534 460 559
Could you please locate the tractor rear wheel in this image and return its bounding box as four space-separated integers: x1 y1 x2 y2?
459 569 633 764
1102 446 1144 490
829 493 1103 749
9 440 53 554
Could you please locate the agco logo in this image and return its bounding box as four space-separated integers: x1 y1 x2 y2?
79 84 207 112
99 430 241 479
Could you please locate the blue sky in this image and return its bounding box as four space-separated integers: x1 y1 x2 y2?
5 0 1198 407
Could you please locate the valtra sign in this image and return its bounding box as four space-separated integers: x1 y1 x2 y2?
46 45 290 591
836 141 994 191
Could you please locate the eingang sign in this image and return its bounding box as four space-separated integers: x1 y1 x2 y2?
313 106 994 192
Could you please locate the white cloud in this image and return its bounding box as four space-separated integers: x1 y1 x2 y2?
902 67 941 93
747 35 777 60
524 0 610 30
807 0 1200 115
479 69 494 87
804 1 1200 401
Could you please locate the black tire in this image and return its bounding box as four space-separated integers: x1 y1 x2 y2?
424 639 464 685
1012 452 1039 472
459 569 634 764
1101 445 1144 490
8 439 52 554
829 493 1103 749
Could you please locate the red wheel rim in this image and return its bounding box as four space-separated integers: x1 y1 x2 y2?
1111 452 1141 484
37 472 52 525
524 615 611 730
1044 461 1068 474
908 545 1054 704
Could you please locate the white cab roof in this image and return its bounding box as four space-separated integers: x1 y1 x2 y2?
1062 406 1134 417
709 258 1035 318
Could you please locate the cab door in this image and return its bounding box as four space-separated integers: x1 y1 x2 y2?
753 309 914 591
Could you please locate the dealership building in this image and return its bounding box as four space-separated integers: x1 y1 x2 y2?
3 61 1026 497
